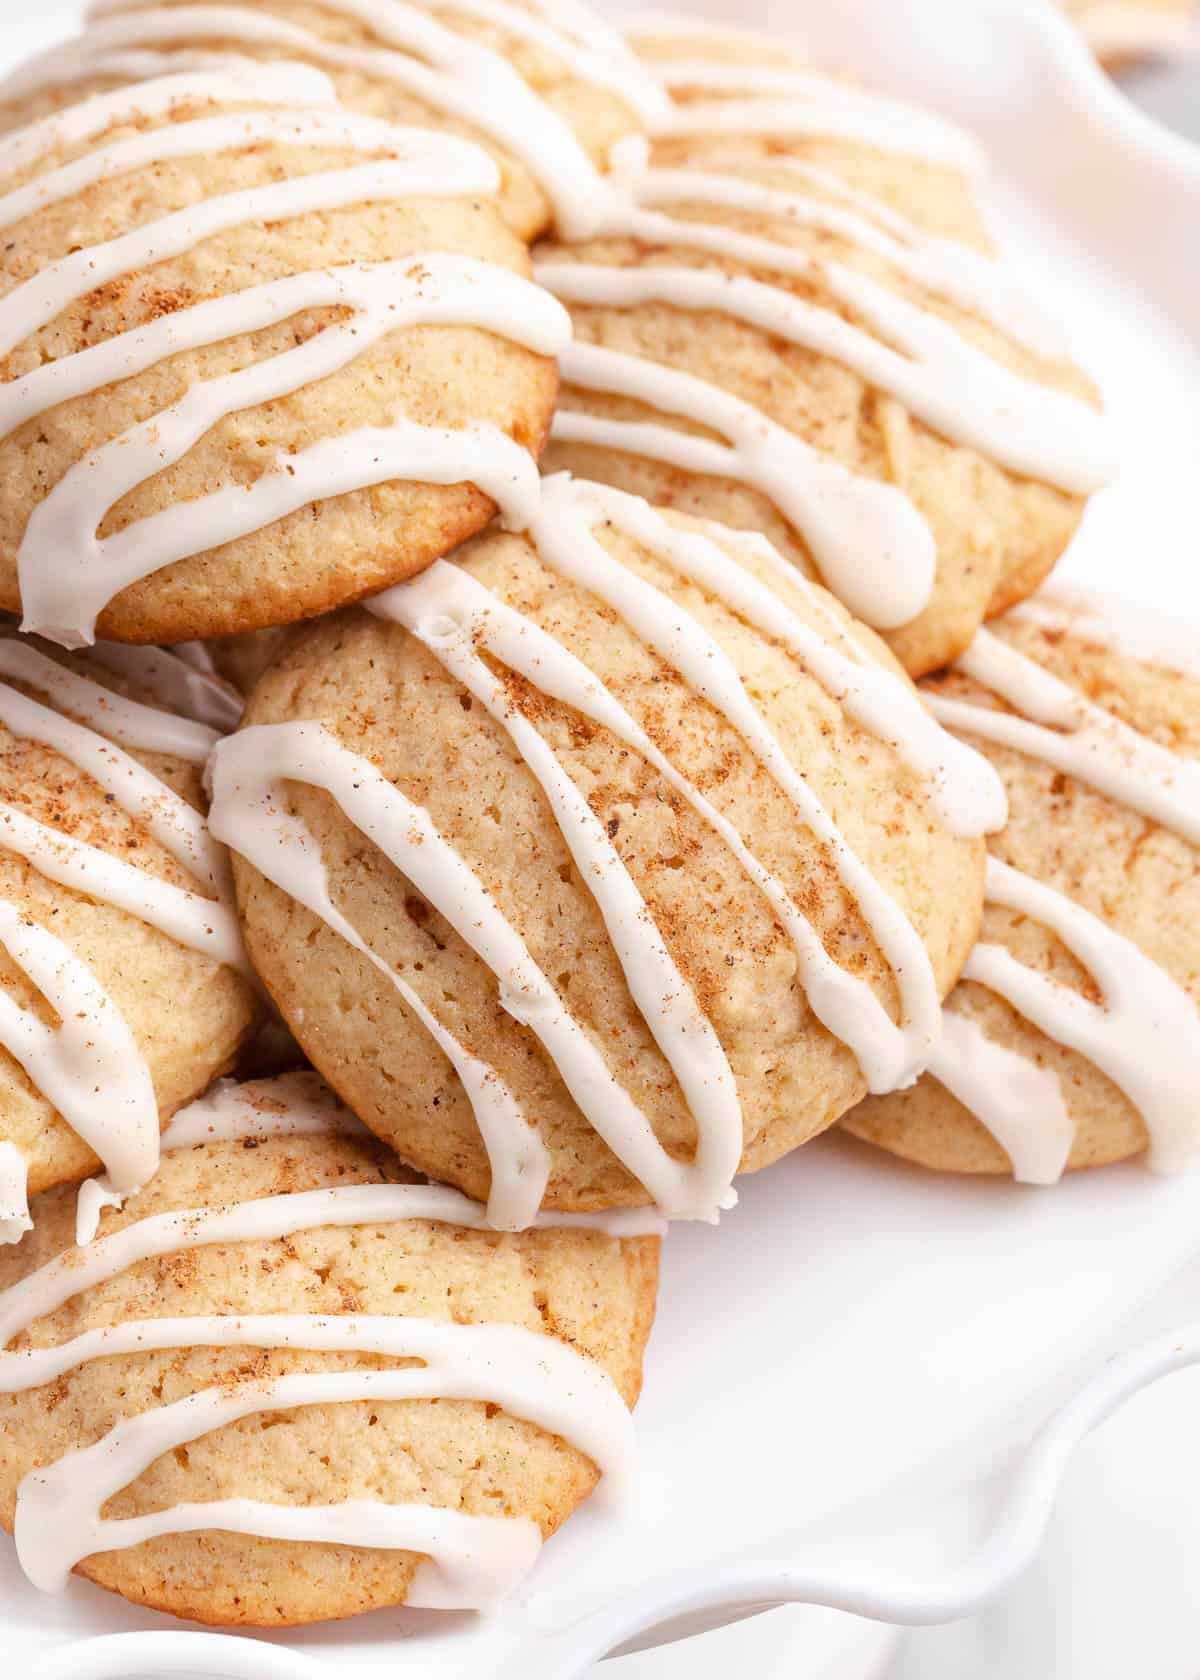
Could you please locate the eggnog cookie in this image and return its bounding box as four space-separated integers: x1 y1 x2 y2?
2 0 671 242
0 62 569 649
0 631 258 1244
0 1073 661 1626
210 477 1002 1223
537 26 1115 677
844 587 1200 1181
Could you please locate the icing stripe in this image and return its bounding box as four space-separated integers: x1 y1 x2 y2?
0 659 227 895
0 1139 30 1245
535 261 1114 496
0 904 158 1210
84 641 244 734
525 478 947 1089
210 722 731 1221
648 61 983 172
0 158 495 363
20 4 639 238
77 1069 366 1243
0 801 244 972
925 1007 1075 1187
554 339 939 630
0 1181 663 1344
937 859 1200 1180
208 725 555 1232
0 109 456 234
929 629 1200 846
920 612 1200 1182
0 645 247 1238
618 165 1065 357
0 62 339 175
86 0 672 126
0 636 222 765
1007 585 1200 682
22 1491 541 1609
386 590 746 1212
158 1071 367 1150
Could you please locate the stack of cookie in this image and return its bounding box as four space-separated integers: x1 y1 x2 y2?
0 0 1194 1631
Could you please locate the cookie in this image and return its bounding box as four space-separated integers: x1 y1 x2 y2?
4 0 671 242
1060 0 1197 66
210 475 1002 1223
844 586 1200 1181
0 59 569 648
0 631 258 1244
536 25 1116 676
0 1073 661 1626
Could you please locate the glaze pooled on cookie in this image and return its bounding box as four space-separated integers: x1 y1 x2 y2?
0 61 570 645
8 0 670 240
845 587 1200 1181
538 24 1115 675
0 1074 661 1624
0 633 257 1243
210 478 1001 1224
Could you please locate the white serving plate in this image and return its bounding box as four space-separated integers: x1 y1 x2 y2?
3 3 1200 1677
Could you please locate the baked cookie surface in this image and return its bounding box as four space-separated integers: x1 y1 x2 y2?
211 477 1000 1221
0 1073 661 1626
0 60 568 647
4 0 670 241
844 587 1200 1181
0 633 257 1241
537 26 1115 676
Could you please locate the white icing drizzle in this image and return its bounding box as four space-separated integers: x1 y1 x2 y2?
918 613 1200 1181
535 55 1110 636
375 574 746 1214
929 629 1200 847
3 1120 650 1608
0 642 226 893
612 160 1065 358
28 1 662 239
647 59 983 174
158 1070 367 1150
0 635 222 765
0 800 244 972
209 721 732 1222
1007 585 1200 683
925 1007 1075 1187
206 727 555 1233
525 477 949 1087
85 641 244 733
86 0 673 126
0 903 158 1215
0 646 252 1240
209 476 996 1222
0 1138 31 1245
930 859 1200 1181
553 338 939 630
0 61 337 175
0 69 569 646
77 1067 350 1245
536 260 1114 497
